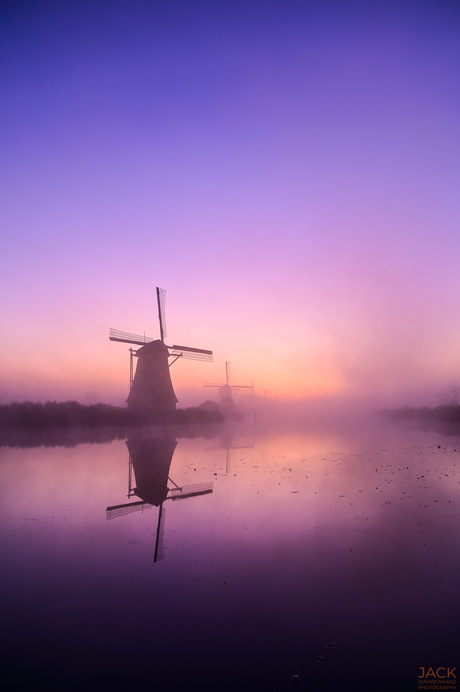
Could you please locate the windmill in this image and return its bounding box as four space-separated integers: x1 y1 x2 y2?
106 434 213 562
204 362 253 412
110 287 213 416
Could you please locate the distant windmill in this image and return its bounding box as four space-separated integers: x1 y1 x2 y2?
106 434 213 562
204 362 253 410
110 287 213 416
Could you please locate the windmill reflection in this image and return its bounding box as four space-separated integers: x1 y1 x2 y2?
106 434 213 562
209 426 254 474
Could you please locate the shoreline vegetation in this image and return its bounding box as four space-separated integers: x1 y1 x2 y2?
2 400 460 448
381 404 460 433
0 400 224 448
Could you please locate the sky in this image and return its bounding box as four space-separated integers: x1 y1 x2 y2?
1 0 460 408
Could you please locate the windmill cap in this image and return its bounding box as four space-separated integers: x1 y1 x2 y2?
135 340 169 357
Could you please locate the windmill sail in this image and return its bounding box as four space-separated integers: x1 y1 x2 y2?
169 344 213 361
106 500 153 519
109 330 212 360
156 287 167 342
109 328 153 346
203 362 253 390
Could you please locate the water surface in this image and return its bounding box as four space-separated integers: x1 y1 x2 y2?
1 417 458 691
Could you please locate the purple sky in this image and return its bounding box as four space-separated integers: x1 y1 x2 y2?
1 0 460 407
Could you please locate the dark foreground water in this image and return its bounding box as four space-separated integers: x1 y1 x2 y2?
1 416 458 692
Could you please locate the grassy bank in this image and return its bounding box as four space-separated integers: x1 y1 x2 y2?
0 400 224 447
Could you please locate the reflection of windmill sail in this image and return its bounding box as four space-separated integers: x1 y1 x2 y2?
106 500 154 519
109 287 213 416
154 503 167 562
106 433 213 562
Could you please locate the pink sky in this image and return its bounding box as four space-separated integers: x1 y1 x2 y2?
1 0 460 408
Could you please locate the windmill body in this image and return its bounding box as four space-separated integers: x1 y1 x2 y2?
126 340 178 417
219 383 234 408
110 287 212 417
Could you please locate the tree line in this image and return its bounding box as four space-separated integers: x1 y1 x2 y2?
0 400 223 429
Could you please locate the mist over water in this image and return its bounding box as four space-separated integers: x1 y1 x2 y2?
1 410 458 691
2 2 459 687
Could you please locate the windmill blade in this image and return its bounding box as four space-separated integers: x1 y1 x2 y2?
170 351 213 362
154 503 166 563
156 287 167 342
106 499 153 519
225 362 254 390
109 328 154 346
203 362 252 388
168 482 213 500
169 344 213 361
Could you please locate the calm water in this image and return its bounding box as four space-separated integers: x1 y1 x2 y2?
1 416 459 691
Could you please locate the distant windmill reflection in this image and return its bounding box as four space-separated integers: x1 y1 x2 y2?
106 434 213 562
209 427 254 475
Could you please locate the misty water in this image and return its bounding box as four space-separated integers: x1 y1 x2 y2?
1 415 458 692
